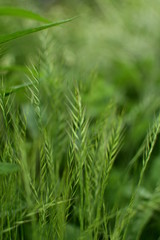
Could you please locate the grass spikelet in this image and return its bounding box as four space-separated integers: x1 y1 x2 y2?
66 88 89 231
114 114 160 240
27 64 41 124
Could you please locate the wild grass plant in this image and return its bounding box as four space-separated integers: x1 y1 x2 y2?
0 1 160 239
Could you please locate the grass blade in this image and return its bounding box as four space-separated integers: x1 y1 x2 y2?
0 17 77 44
0 162 19 175
2 82 33 96
0 7 51 23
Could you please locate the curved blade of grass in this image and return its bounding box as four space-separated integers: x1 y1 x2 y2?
0 162 19 175
0 65 29 74
0 16 77 44
0 7 51 23
1 82 33 96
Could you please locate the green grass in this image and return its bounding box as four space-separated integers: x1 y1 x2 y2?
0 1 160 239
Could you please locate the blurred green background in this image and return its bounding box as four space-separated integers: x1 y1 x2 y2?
1 0 160 239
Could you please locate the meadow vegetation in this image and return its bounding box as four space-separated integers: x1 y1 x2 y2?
0 0 160 239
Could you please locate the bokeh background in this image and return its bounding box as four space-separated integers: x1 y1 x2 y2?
1 0 160 239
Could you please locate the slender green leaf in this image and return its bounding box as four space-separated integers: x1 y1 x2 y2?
0 7 51 23
3 82 33 96
0 16 77 44
0 162 19 175
0 65 29 73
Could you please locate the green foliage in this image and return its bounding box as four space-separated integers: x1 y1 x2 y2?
0 1 160 239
